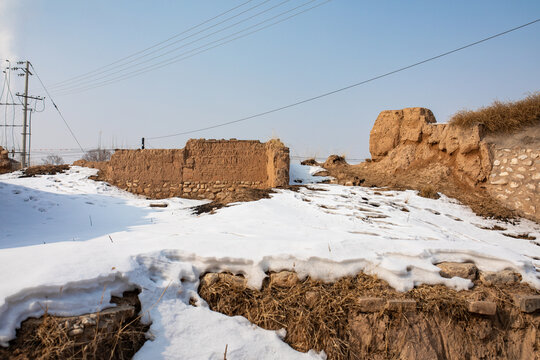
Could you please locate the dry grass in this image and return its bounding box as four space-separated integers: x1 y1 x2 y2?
449 92 540 133
418 185 440 199
199 271 540 360
0 291 149 360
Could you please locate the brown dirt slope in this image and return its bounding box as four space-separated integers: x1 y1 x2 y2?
319 157 515 220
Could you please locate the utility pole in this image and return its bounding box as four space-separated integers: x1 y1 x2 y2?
1 60 44 167
14 61 43 168
21 61 30 168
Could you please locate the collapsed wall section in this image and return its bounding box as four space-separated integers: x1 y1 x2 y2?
368 108 539 222
369 107 492 185
76 139 289 200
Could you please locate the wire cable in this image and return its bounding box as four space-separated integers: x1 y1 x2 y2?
51 0 255 88
57 0 328 96
30 63 85 152
147 18 540 140
52 0 289 92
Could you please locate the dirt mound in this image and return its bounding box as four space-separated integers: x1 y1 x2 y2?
323 155 347 168
20 164 70 178
0 147 19 174
0 290 149 360
300 158 318 166
199 270 540 360
0 147 10 174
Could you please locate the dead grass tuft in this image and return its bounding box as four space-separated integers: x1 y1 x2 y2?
418 185 440 199
0 290 149 360
449 92 540 133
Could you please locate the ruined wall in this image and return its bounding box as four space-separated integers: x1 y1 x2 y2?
368 108 540 222
369 108 492 186
76 139 289 200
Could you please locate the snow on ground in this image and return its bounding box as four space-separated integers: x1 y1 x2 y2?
289 161 331 185
1 163 539 358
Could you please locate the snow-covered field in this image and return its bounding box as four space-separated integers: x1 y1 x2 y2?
1 163 539 358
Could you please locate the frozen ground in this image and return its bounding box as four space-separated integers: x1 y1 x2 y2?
0 162 539 358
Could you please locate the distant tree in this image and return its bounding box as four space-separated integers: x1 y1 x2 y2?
42 154 65 165
82 148 112 162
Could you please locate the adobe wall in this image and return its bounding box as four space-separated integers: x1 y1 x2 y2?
368 108 540 222
75 139 289 200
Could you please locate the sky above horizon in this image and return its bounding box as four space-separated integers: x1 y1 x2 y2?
0 0 539 163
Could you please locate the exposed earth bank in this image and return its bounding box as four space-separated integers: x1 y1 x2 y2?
199 268 540 360
311 107 540 222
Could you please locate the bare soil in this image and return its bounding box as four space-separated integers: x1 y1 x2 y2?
192 186 303 214
318 157 517 221
20 165 70 178
199 271 540 360
0 290 149 360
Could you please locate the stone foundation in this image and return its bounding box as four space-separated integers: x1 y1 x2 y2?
488 148 539 219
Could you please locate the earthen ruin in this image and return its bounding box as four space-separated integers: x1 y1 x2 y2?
368 107 539 221
74 138 290 200
0 147 17 174
318 107 539 222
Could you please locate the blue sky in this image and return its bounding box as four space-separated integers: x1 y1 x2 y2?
1 0 539 162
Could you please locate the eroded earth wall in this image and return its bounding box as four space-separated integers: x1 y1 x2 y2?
75 139 289 200
0 147 10 174
368 108 540 221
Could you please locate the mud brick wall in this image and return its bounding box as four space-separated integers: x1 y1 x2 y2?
79 139 289 200
488 148 540 219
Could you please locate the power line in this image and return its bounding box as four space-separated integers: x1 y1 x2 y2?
53 0 290 92
51 0 256 88
147 18 540 140
29 63 85 153
57 0 328 96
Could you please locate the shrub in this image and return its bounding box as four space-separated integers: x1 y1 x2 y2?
42 154 64 165
83 148 112 162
